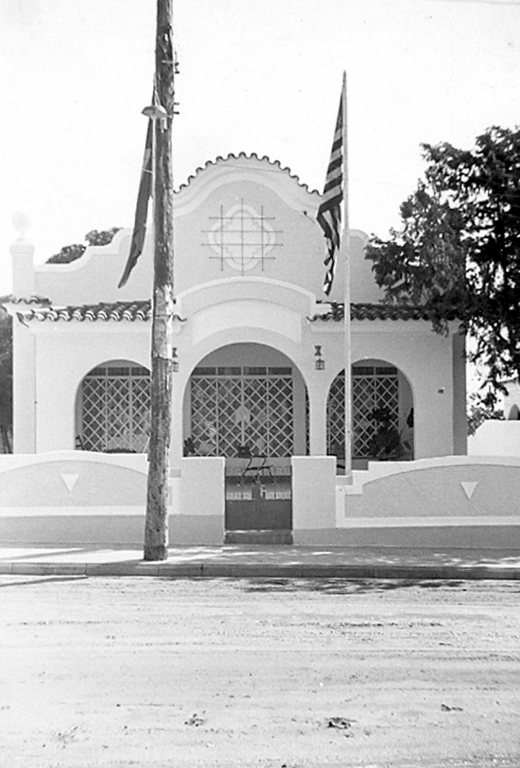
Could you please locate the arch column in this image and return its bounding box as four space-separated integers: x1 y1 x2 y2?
307 378 328 456
170 369 184 466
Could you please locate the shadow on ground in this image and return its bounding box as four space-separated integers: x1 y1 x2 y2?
152 576 471 594
0 575 88 588
235 577 471 594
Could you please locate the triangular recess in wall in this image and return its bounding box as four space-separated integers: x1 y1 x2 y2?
61 473 79 493
461 481 478 500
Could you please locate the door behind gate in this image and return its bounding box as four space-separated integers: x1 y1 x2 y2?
225 456 292 532
190 366 293 534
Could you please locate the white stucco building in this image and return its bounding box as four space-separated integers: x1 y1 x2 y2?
10 153 467 461
3 153 478 547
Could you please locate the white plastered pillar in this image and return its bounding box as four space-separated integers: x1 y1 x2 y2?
13 324 36 453
170 365 185 468
10 239 37 453
307 376 328 456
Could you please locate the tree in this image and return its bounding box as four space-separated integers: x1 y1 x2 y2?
467 392 503 436
366 127 520 403
0 310 12 451
46 227 121 264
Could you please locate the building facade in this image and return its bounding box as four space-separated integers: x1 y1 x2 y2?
10 153 467 468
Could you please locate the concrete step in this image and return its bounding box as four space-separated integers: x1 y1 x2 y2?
225 529 294 545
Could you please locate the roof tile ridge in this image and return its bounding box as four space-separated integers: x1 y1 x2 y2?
0 294 52 306
176 152 318 194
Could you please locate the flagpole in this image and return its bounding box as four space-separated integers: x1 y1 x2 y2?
341 71 352 478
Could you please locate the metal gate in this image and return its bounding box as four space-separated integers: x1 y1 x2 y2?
190 366 293 457
225 457 292 531
190 366 293 532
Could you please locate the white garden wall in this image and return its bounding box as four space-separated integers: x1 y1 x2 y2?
468 420 520 457
1 452 519 549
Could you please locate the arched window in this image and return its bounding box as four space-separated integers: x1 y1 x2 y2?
508 405 520 421
77 362 150 453
190 365 293 457
327 362 414 462
185 343 309 458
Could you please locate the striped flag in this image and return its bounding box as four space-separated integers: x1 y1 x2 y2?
118 120 153 288
317 92 344 296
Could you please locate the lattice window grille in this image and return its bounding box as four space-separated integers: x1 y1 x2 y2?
80 365 150 453
190 367 293 457
327 367 399 458
203 200 282 274
327 373 345 457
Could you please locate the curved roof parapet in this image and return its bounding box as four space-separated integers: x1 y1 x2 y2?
174 152 321 218
176 152 319 195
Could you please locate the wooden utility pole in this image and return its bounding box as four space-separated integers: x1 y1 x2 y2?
144 0 175 561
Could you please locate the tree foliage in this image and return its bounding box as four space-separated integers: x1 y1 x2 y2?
366 127 520 400
467 392 503 436
46 227 121 264
0 310 12 431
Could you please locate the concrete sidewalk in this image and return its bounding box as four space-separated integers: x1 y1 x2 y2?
1 543 520 579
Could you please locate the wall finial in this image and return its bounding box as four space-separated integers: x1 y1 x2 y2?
12 212 31 244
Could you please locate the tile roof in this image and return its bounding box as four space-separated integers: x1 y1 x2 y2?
13 299 454 324
0 294 51 306
310 302 457 322
20 300 152 323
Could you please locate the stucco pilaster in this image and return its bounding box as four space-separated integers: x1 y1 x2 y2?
11 240 35 297
170 370 184 467
307 379 328 455
452 331 467 455
13 323 36 453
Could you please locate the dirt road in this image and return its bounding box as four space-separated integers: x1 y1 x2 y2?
1 575 519 767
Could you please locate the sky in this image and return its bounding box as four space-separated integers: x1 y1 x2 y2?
1 0 520 297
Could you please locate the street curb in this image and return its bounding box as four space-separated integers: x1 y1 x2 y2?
0 561 519 580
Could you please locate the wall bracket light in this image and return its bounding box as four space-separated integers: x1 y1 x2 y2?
314 345 325 371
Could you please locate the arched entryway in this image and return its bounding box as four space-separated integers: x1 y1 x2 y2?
327 359 414 470
184 343 309 542
184 343 308 459
75 360 150 453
